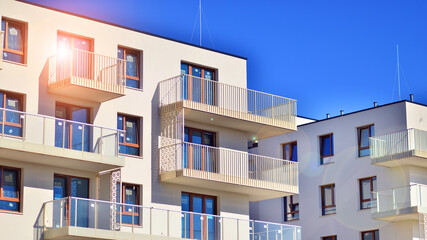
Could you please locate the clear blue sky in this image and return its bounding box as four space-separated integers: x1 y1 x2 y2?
27 0 427 119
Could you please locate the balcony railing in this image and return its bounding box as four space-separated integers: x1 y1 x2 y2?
370 129 427 164
48 48 126 98
371 184 427 216
42 197 301 240
159 74 297 130
159 142 298 193
0 107 123 157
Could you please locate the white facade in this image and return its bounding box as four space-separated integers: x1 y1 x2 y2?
251 101 427 240
0 0 301 239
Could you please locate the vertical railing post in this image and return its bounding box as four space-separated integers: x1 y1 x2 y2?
392 188 396 210
167 209 170 237
74 198 78 227
43 117 46 146
81 124 84 152
99 128 103 155
62 120 66 148
150 207 153 235
59 199 63 227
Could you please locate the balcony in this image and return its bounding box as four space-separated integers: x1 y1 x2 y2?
42 197 302 240
370 129 427 167
0 31 3 69
371 184 427 221
159 75 297 140
48 48 126 103
0 107 124 172
159 142 298 201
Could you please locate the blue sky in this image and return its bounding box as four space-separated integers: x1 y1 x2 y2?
27 0 427 119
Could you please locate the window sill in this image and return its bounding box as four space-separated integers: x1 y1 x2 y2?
284 219 299 223
3 59 28 67
126 86 144 92
357 155 370 159
319 161 334 166
320 213 336 218
0 209 23 215
119 154 143 159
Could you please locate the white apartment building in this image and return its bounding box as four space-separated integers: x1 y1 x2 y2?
0 0 301 239
251 100 427 240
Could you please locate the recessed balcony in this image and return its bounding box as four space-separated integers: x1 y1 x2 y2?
159 142 298 201
0 107 124 172
370 129 427 168
159 75 297 140
371 184 427 222
42 197 302 240
48 48 126 103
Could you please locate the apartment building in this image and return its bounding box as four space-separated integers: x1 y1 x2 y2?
0 0 301 239
251 100 427 240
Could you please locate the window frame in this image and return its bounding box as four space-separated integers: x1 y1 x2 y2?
0 166 21 213
322 236 337 240
0 91 24 137
2 18 26 64
118 46 141 88
282 141 298 162
118 183 141 225
284 195 299 221
321 184 336 216
181 62 216 81
359 176 376 210
117 114 141 156
361 229 379 240
357 124 374 157
320 133 334 159
184 126 216 147
53 173 90 198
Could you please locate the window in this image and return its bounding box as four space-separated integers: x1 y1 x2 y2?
0 91 24 137
284 195 299 221
359 177 377 210
55 103 90 151
321 184 336 215
0 166 21 212
358 125 374 157
2 18 26 63
361 230 379 240
322 236 337 240
181 62 216 105
184 127 216 171
283 142 298 162
117 47 141 88
182 192 216 239
117 183 140 225
117 114 140 156
320 134 334 164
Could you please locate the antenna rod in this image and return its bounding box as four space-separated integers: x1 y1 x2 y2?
397 44 401 100
199 0 202 46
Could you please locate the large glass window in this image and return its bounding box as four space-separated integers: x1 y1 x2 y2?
0 91 23 137
284 195 299 221
2 18 26 63
358 125 374 157
117 114 140 156
359 177 377 210
117 183 140 225
54 103 90 152
361 230 379 240
320 134 334 164
117 47 141 88
0 166 21 212
182 192 216 240
53 174 89 227
181 63 216 105
283 142 298 162
183 127 216 172
321 184 336 215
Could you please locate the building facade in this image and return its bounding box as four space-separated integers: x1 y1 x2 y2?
251 100 427 240
0 0 301 239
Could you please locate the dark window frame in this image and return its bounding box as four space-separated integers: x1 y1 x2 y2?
361 229 379 240
321 184 336 215
284 195 299 221
53 173 90 198
2 17 27 64
184 126 216 147
320 133 334 159
357 125 374 157
117 114 141 156
322 236 337 240
0 91 24 137
0 166 21 212
118 46 141 88
359 176 376 210
282 141 298 162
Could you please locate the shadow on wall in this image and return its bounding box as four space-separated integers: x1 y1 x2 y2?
38 59 51 116
33 207 44 240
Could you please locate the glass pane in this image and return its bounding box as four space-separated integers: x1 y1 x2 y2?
363 232 373 240
204 70 213 80
192 67 202 78
322 136 331 156
5 95 21 123
125 51 138 77
181 63 189 75
181 193 190 238
192 196 203 239
125 118 138 144
361 179 371 200
7 22 23 51
284 144 290 160
2 170 18 198
124 185 137 205
205 198 216 240
184 128 189 142
360 128 369 148
57 34 71 49
0 200 19 211
323 186 333 206
70 177 89 198
370 125 375 137
1 20 5 49
126 78 139 88
117 48 124 59
191 131 202 144
203 132 215 146
117 115 124 143
71 107 88 123
54 177 67 200
73 38 90 51
291 144 298 162
372 177 377 192
374 230 379 240
119 145 139 156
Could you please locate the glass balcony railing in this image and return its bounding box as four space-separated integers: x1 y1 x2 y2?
42 197 302 240
371 184 427 216
159 74 297 130
0 107 123 157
